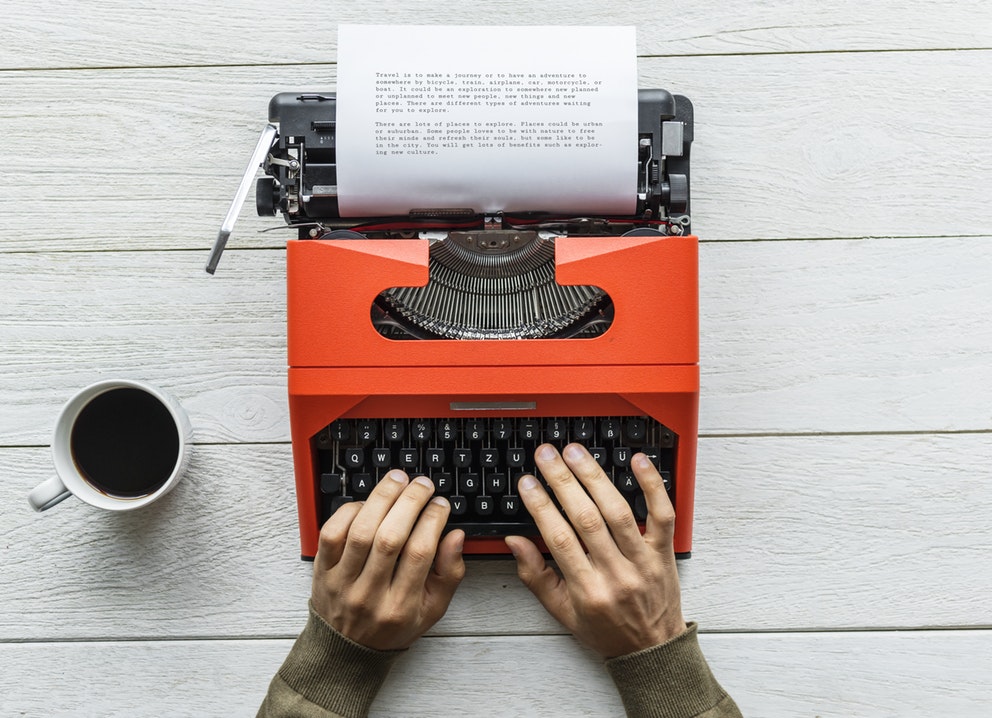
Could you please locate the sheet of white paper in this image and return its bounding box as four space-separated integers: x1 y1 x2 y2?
335 25 638 217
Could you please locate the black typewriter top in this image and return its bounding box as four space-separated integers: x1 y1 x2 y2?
259 88 693 236
208 88 693 276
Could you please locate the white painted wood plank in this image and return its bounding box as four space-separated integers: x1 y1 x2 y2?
0 250 287 446
2 433 990 641
1 0 988 70
3 51 991 250
708 630 992 717
699 236 992 434
2 236 989 446
1 630 990 717
685 433 992 630
0 445 313 642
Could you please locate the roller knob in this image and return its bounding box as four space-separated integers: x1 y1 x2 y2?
667 174 689 213
256 177 279 216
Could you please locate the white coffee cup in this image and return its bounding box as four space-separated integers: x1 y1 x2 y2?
28 380 192 512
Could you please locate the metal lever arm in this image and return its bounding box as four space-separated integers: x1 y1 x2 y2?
205 123 279 274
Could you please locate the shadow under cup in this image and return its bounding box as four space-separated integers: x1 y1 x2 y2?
70 387 181 498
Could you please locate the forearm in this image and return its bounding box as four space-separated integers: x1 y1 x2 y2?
606 623 742 718
257 602 404 718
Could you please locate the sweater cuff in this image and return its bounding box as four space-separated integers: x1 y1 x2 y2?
605 622 734 718
275 602 405 718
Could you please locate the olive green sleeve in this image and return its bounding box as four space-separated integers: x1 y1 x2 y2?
257 603 404 718
605 623 742 718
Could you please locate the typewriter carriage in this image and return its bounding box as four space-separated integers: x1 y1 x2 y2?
248 89 692 233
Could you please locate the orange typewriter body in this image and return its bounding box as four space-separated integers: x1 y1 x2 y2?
287 233 699 559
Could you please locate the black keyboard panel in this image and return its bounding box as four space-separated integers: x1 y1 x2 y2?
314 416 676 535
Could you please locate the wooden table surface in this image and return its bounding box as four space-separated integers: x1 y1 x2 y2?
2 2 991 715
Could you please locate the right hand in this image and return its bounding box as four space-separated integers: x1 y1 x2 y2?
505 443 687 658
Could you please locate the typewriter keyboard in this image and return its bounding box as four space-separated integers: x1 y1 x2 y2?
314 416 676 536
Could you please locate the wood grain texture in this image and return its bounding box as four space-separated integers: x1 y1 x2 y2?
1 630 989 717
1 0 988 70
2 236 989 446
3 5 990 715
698 236 992 434
3 50 991 251
0 250 287 445
2 433 990 641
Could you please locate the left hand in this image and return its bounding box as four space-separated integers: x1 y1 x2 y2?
311 470 466 651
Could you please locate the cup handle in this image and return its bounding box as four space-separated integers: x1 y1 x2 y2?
28 476 73 512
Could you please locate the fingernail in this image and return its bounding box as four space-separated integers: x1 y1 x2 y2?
413 475 433 489
563 443 584 461
387 470 408 483
633 454 651 470
431 496 449 507
537 444 556 461
518 475 539 492
455 531 465 553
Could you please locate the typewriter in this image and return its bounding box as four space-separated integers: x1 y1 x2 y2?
208 88 697 559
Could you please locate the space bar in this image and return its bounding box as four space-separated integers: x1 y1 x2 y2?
445 521 539 537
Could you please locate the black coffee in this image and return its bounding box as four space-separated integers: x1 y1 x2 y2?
70 388 180 498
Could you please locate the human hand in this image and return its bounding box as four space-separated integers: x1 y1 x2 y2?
311 470 466 651
505 444 687 658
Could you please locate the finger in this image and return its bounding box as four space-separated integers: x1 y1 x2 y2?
516 473 591 579
559 443 644 559
316 500 365 571
392 494 451 593
631 453 677 555
505 535 577 631
362 475 438 577
433 528 466 588
535 444 620 559
336 470 411 579
423 528 467 622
